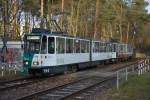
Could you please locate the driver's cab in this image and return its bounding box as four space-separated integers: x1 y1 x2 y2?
35 35 55 67
23 34 56 68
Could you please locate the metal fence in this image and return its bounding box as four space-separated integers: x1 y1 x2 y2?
116 59 150 89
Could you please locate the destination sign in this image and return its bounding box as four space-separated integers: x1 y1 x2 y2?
27 36 40 40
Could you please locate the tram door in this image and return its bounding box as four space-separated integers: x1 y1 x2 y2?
40 35 48 67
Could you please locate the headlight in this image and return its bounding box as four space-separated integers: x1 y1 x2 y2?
33 61 39 65
25 62 28 65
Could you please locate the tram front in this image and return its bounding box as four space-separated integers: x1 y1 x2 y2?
22 34 42 75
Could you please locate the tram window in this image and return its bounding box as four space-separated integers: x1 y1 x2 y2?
92 42 94 53
99 43 102 52
114 44 116 52
117 44 120 52
56 37 65 54
107 44 111 52
100 43 103 52
121 45 123 52
115 44 118 52
75 39 80 53
86 41 89 53
112 44 114 52
101 43 104 52
106 44 108 52
93 42 95 53
104 43 107 52
84 41 89 53
81 40 86 53
125 44 127 52
82 40 89 53
48 37 55 54
112 44 115 52
96 42 99 52
41 36 47 54
108 44 111 52
118 44 121 52
99 43 101 52
66 39 73 53
109 44 112 52
99 42 101 52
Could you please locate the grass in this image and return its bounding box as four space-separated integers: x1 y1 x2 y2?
104 74 150 100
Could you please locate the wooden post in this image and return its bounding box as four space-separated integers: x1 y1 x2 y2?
117 71 119 89
125 68 128 81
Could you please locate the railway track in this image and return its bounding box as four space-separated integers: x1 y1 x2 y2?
0 77 45 92
0 59 145 100
18 76 115 100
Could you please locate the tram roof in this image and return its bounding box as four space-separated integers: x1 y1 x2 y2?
25 28 90 41
25 28 129 45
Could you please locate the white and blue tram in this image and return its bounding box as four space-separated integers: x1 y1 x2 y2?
22 29 133 75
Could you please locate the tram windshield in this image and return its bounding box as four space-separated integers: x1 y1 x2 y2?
24 35 41 54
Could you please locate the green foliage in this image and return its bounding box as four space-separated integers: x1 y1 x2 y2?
0 0 149 51
22 0 40 16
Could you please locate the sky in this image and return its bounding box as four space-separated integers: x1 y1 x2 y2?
146 0 150 13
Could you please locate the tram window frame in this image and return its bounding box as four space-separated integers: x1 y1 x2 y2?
98 42 100 52
56 37 65 54
48 37 55 54
95 42 99 53
41 36 47 54
102 43 105 52
121 45 123 52
104 43 107 52
74 39 80 53
119 44 121 52
66 38 73 53
117 44 120 52
99 42 102 52
106 43 108 52
101 43 104 52
108 43 111 52
125 44 127 52
114 44 116 52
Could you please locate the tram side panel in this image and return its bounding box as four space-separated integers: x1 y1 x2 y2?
29 36 91 74
91 41 117 64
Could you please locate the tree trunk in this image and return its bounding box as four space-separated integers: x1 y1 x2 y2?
119 22 122 42
119 3 123 43
126 22 130 43
94 0 100 39
12 0 17 39
40 0 44 28
3 0 9 39
109 22 113 39
75 0 82 36
61 0 64 29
